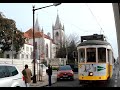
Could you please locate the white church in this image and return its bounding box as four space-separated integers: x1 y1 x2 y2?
3 13 66 66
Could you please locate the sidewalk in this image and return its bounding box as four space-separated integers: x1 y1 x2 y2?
30 71 57 87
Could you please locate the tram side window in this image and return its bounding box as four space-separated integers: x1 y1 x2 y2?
107 49 113 64
79 49 85 63
87 48 96 62
98 48 106 63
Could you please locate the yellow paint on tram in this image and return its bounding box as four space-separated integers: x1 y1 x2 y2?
78 63 113 81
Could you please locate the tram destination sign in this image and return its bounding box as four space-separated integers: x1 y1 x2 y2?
81 34 105 42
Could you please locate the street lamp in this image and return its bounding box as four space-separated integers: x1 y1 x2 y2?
66 41 68 64
32 3 61 83
11 28 14 64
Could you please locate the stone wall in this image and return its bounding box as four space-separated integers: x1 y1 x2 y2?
49 58 66 67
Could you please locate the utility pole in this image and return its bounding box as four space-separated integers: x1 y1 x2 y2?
11 29 14 64
66 41 68 64
32 3 61 83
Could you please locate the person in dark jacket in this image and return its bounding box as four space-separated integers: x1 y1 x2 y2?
46 64 52 86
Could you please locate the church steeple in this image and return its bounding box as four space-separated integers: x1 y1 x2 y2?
34 14 41 32
54 10 62 30
52 10 65 48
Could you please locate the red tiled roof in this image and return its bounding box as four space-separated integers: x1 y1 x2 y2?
24 28 43 38
44 34 50 39
24 33 30 38
24 28 33 38
24 28 56 44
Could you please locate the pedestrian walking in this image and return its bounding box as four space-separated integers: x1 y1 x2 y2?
46 64 52 86
22 64 32 87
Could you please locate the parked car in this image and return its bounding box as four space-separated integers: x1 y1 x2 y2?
57 65 74 81
0 63 26 87
39 64 48 76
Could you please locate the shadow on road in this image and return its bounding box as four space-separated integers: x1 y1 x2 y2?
80 80 109 87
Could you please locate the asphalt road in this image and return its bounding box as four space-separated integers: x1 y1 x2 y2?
50 64 120 87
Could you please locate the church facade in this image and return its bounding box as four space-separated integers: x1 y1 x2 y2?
3 13 66 65
23 14 66 64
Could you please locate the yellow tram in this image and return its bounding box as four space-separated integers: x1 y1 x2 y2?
77 34 114 84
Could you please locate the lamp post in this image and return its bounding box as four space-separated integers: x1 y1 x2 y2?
32 3 61 83
11 28 14 64
65 40 68 64
10 23 15 64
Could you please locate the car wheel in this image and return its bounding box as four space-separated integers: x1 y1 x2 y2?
71 77 74 81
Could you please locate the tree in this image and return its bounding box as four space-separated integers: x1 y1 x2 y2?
67 40 77 63
56 33 80 63
0 12 25 53
56 44 66 58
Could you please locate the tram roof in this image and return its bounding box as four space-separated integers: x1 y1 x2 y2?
77 40 111 46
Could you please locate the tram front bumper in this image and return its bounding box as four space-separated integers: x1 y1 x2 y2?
79 76 108 80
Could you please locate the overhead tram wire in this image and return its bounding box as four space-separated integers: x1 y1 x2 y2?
85 4 112 45
59 17 99 34
35 3 103 35
38 7 99 34
85 3 104 35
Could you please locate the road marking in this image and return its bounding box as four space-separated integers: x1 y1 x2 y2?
114 84 117 87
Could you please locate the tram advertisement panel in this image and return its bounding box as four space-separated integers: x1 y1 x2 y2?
79 64 106 76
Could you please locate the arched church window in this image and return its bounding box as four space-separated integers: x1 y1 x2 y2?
46 44 48 57
55 32 59 36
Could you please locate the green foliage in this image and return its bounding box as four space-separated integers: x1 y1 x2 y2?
0 12 25 53
56 34 79 64
56 45 66 58
67 40 77 63
0 52 3 58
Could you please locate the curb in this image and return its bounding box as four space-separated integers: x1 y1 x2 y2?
41 81 57 87
30 76 57 87
40 77 57 87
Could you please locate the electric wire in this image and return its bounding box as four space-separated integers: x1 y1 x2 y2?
85 3 104 35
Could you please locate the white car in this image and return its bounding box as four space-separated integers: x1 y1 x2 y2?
0 63 26 87
39 64 48 76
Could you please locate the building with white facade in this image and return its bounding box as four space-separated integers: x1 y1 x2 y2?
4 43 33 60
3 13 65 65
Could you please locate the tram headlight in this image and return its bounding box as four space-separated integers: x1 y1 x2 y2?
89 72 93 76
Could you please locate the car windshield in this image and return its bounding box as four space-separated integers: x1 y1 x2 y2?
59 65 72 70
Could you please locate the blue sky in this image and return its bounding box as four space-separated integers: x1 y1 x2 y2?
0 3 118 58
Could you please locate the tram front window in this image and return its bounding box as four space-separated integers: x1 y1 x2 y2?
98 48 106 63
79 49 85 63
87 48 96 62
